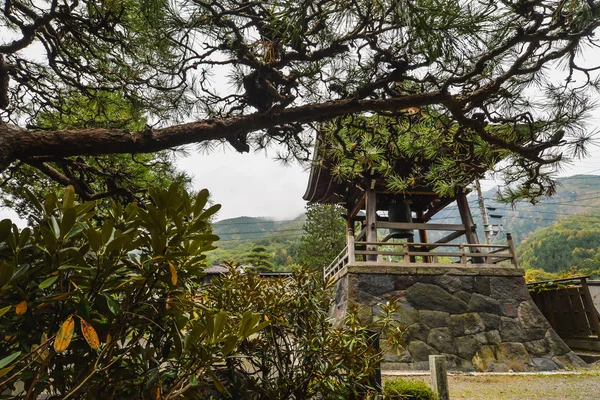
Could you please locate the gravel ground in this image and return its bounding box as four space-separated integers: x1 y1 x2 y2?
383 366 600 400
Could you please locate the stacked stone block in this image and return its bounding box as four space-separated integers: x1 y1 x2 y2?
331 266 586 372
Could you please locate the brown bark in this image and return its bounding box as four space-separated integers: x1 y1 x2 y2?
0 93 448 171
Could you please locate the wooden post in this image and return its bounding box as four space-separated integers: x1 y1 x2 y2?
506 233 519 268
456 190 479 245
475 180 492 244
366 189 378 262
457 189 483 263
580 277 600 336
347 235 355 264
417 210 430 263
429 355 449 400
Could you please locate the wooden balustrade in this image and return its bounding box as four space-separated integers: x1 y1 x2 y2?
323 237 519 282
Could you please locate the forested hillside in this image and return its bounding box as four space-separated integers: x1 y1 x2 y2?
517 214 600 277
208 215 306 269
431 175 600 246
205 175 600 271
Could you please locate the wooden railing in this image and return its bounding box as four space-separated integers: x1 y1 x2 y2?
323 234 519 282
323 245 350 281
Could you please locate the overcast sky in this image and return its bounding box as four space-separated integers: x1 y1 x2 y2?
173 141 600 223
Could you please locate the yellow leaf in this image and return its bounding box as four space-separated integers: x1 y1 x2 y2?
15 300 27 315
54 315 75 353
80 318 100 350
0 366 14 379
153 386 161 400
105 333 112 344
169 262 177 285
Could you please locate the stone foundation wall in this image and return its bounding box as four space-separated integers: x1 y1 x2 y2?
331 265 586 372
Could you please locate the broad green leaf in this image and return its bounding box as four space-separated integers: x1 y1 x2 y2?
63 185 75 210
0 261 14 288
103 293 121 315
245 320 270 337
86 229 101 252
208 369 229 396
101 221 114 244
50 216 60 239
213 310 228 338
60 208 77 238
76 201 96 218
0 219 12 243
18 227 31 248
193 189 209 216
0 351 21 369
204 314 214 338
24 187 44 212
222 335 237 356
198 204 221 221
105 234 131 253
8 263 31 283
65 224 85 240
0 305 11 317
125 202 138 217
39 276 58 289
189 234 220 242
7 225 17 250
44 192 58 214
239 310 254 337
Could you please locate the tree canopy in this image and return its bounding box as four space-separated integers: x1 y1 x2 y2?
297 204 346 272
1 0 600 201
1 90 189 219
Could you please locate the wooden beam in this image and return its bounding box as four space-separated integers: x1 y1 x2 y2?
433 229 468 245
456 190 480 245
377 222 467 231
373 190 439 196
348 192 366 220
356 226 367 241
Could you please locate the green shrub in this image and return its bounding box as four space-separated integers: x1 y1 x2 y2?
384 378 438 400
0 184 268 399
203 266 381 399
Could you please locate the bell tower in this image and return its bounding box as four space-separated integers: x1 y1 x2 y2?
303 135 585 373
